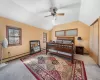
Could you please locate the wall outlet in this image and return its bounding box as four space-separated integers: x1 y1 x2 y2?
8 52 10 54
8 52 11 58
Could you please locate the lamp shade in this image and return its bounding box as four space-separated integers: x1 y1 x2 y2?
2 38 8 48
77 37 82 40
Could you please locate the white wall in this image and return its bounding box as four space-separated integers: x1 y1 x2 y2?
79 0 100 25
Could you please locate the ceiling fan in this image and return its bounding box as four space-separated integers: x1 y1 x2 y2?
43 0 81 23
44 7 65 20
44 0 65 21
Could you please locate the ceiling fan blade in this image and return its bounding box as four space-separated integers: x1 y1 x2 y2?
56 13 64 16
44 15 52 17
58 2 81 9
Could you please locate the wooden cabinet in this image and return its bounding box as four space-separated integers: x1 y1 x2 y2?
76 46 84 55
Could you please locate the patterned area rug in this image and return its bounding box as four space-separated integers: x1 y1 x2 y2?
21 51 87 80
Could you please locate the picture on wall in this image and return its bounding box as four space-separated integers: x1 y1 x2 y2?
43 32 47 43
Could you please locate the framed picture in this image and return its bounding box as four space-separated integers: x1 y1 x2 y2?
43 32 47 43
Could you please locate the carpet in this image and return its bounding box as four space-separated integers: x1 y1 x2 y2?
21 51 87 80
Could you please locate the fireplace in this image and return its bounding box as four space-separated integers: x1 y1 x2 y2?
30 40 41 55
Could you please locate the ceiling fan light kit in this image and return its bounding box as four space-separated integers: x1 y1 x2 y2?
52 19 56 25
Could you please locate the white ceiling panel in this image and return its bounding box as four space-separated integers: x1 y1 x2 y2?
79 0 100 25
0 0 81 30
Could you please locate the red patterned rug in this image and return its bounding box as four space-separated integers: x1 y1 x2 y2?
21 51 87 80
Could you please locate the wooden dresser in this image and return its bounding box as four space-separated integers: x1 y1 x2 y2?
76 46 84 55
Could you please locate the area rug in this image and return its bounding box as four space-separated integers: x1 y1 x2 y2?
21 51 87 80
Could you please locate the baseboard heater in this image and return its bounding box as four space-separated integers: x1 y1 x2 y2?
2 52 29 62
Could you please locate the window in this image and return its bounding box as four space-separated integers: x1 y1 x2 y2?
55 30 65 37
55 29 78 37
6 26 22 46
65 29 78 36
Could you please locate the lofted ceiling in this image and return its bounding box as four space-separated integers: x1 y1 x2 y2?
0 0 99 30
0 0 81 30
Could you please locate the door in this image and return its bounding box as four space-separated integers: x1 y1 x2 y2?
90 25 94 54
94 21 99 63
99 18 100 65
90 20 99 64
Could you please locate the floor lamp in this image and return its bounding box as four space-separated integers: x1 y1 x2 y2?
0 38 8 68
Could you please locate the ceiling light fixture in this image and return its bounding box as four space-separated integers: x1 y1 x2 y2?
52 16 56 25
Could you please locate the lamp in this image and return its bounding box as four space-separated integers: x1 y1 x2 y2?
77 37 82 46
77 37 82 40
52 20 56 25
0 38 8 68
52 16 56 25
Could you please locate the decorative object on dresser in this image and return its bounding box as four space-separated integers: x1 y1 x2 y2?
55 28 78 37
43 32 47 43
0 38 8 68
30 40 41 55
46 37 75 63
76 46 84 55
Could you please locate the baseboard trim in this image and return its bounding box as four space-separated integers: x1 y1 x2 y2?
89 51 98 64
2 52 29 62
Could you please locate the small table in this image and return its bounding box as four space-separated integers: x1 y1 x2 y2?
76 46 84 55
